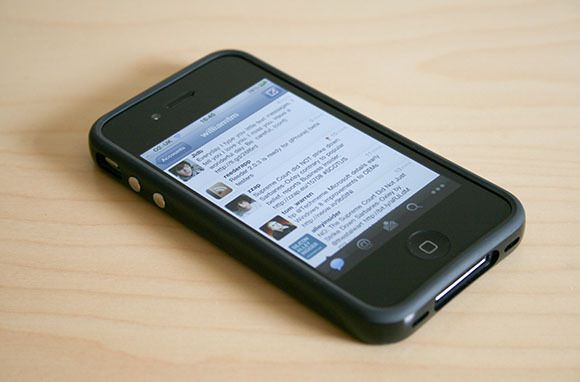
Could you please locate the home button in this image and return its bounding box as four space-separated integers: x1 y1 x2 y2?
408 231 450 260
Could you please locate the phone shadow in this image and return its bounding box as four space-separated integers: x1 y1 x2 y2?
30 60 350 343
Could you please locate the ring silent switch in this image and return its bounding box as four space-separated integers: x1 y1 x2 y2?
128 177 141 192
408 231 450 260
153 193 166 209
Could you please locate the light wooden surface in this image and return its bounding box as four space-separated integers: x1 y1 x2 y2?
1 1 579 380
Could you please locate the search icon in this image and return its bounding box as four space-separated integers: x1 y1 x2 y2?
406 203 423 212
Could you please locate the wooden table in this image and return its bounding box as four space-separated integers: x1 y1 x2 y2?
1 1 579 380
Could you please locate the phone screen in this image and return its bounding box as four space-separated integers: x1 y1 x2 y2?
141 79 459 279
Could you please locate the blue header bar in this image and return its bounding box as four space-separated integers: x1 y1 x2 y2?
141 79 286 169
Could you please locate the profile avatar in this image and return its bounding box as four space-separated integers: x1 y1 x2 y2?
206 182 233 199
226 194 258 217
260 216 296 240
169 160 204 182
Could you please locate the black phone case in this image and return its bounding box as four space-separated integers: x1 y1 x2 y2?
89 50 525 344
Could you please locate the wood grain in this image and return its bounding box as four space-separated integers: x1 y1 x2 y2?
1 0 579 380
